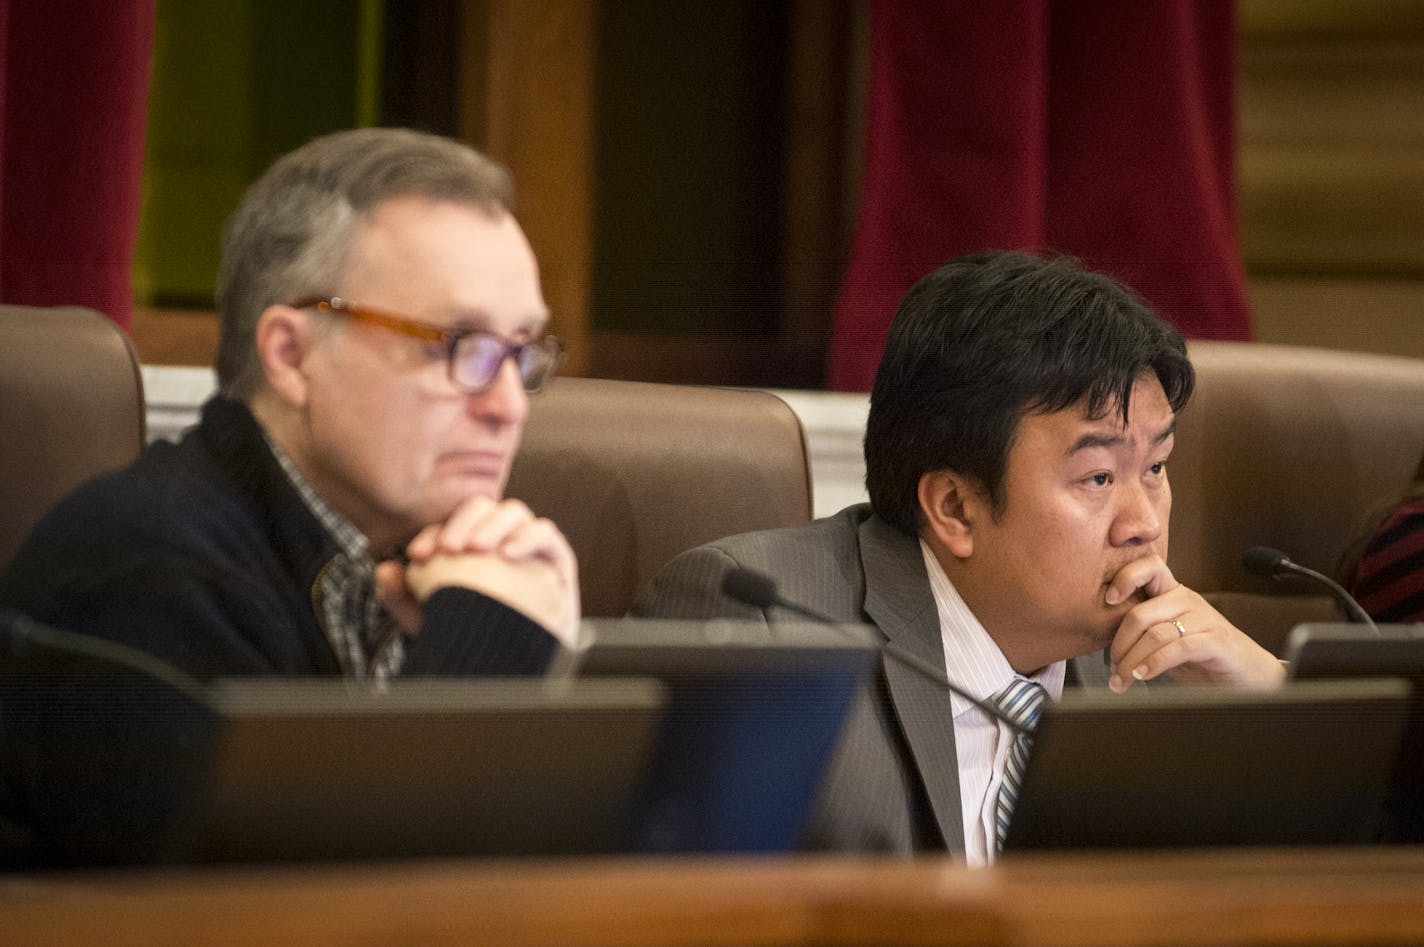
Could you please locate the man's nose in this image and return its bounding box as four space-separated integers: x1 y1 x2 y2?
469 357 529 426
1110 480 1164 548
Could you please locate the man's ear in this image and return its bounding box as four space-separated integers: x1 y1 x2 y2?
255 304 315 407
917 469 980 559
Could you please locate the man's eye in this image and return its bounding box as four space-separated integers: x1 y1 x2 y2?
1149 461 1167 476
1088 472 1111 487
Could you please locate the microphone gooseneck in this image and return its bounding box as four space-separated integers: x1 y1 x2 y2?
719 568 1030 735
1241 545 1380 635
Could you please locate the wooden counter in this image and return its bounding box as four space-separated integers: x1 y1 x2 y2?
4 847 1424 946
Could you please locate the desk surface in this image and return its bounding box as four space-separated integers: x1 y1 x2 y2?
4 847 1424 946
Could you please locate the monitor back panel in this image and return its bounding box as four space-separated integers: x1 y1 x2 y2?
1287 622 1424 842
1004 679 1410 851
177 678 665 862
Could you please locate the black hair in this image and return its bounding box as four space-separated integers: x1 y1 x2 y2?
864 251 1194 534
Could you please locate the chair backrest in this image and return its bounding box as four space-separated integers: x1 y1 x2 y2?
1169 340 1424 652
505 377 813 617
0 305 145 574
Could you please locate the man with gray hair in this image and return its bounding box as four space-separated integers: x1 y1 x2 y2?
1 128 578 681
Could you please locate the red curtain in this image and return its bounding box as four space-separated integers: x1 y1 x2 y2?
0 0 155 330
828 1 1251 391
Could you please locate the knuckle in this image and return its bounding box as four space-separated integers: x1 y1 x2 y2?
499 498 533 518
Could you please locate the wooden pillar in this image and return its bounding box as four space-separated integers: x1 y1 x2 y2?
458 0 595 377
781 0 861 382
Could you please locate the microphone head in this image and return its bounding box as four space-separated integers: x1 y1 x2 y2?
721 568 780 609
1242 545 1290 578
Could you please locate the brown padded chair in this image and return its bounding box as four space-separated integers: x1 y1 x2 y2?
0 305 145 574
505 377 813 617
1169 340 1424 653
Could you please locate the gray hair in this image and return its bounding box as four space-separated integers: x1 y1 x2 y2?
214 127 515 399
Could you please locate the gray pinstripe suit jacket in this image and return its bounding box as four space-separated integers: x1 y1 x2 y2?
631 503 1109 856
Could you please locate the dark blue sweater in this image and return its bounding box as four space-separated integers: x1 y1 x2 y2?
0 397 557 866
0 396 556 679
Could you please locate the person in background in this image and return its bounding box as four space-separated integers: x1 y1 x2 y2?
635 251 1282 864
1344 448 1424 623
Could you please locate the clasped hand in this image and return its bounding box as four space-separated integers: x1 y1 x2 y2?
1104 554 1284 693
375 496 581 647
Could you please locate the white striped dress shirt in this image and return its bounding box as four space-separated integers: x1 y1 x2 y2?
919 540 1064 866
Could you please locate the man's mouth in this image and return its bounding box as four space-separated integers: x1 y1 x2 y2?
438 451 508 477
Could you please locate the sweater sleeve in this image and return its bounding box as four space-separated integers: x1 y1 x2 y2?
400 586 558 675
1350 501 1424 624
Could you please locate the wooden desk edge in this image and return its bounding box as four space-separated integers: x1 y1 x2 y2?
3 848 1423 947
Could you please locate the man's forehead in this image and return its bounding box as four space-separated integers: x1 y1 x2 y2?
443 305 549 336
1062 415 1176 455
1020 384 1175 449
1068 397 1175 449
340 199 548 334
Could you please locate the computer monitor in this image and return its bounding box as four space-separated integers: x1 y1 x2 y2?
1003 679 1410 851
1286 622 1424 842
558 619 877 853
1 609 668 867
176 677 666 862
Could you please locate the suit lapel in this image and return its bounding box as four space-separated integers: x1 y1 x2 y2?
857 515 965 852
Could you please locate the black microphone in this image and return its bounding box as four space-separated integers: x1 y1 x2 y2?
720 567 1030 735
1242 546 1380 635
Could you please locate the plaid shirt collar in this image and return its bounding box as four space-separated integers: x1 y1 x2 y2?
264 436 369 564
264 433 404 681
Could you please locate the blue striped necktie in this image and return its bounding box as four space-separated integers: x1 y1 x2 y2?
993 678 1047 852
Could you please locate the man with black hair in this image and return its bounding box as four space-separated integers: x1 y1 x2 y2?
635 251 1282 862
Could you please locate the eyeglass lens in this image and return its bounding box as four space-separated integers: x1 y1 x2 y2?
453 334 558 392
